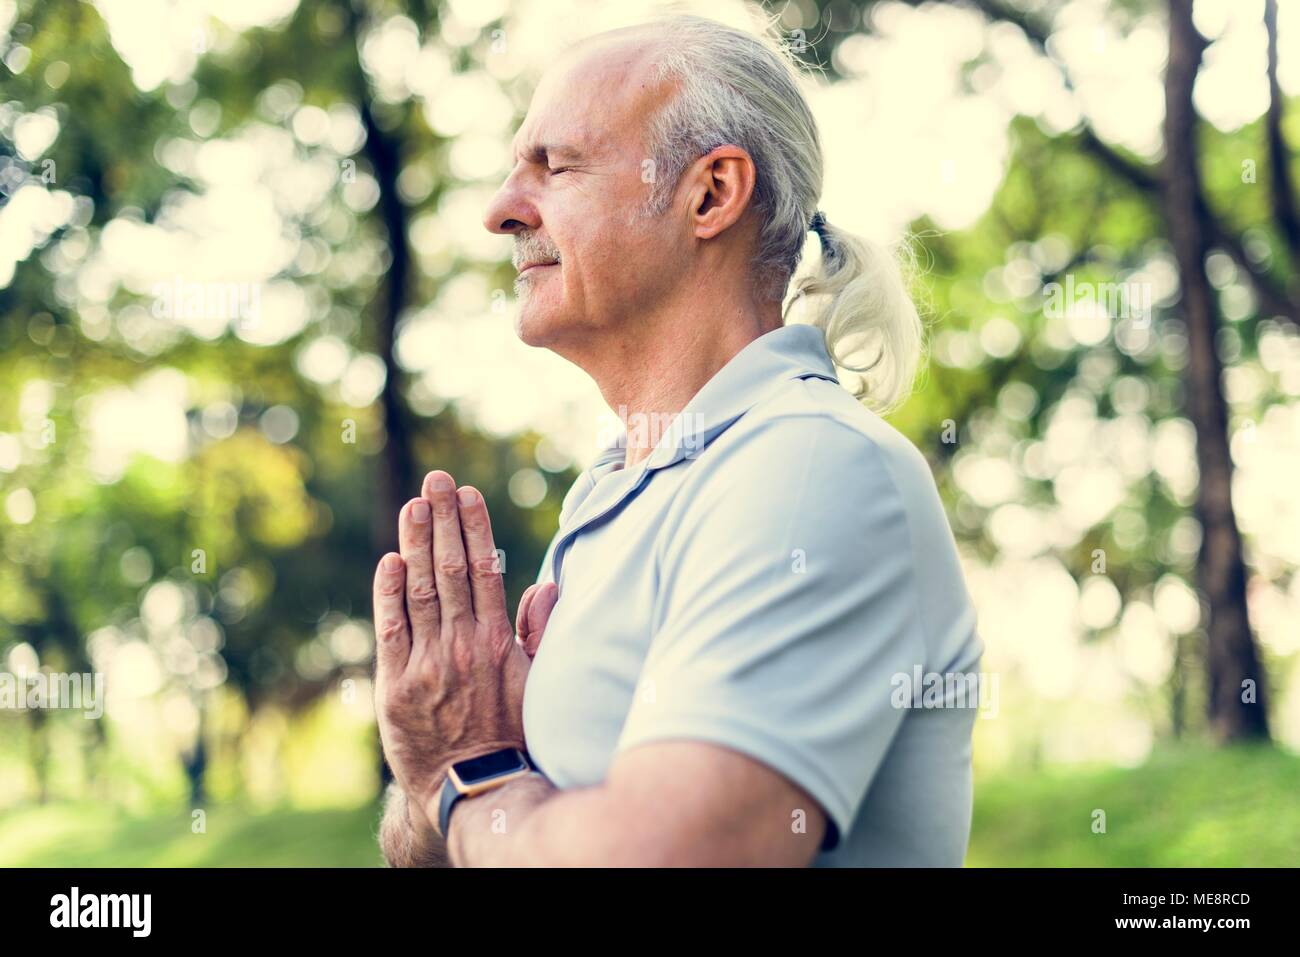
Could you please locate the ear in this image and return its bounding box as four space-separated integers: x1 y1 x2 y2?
683 145 757 241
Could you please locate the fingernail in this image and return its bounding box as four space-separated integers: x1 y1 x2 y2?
457 488 477 507
428 472 454 491
411 500 430 522
382 553 401 572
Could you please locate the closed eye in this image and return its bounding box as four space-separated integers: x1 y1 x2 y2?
547 166 572 176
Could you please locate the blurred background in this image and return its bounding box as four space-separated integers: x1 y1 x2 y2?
1 0 1298 866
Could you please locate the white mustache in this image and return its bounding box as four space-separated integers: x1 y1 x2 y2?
513 235 562 270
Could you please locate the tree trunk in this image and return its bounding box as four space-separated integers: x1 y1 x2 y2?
29 708 50 804
343 5 417 558
344 3 418 790
1264 0 1300 268
182 694 208 805
1162 0 1268 742
361 95 416 551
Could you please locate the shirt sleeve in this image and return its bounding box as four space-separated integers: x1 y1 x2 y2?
613 414 926 848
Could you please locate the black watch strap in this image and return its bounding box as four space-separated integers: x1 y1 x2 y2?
438 749 536 839
820 818 840 853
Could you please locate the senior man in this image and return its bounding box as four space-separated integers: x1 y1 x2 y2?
372 14 983 868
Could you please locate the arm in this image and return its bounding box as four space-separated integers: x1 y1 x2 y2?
441 739 827 867
379 782 451 868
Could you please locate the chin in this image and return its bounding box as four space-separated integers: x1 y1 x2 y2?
513 300 566 348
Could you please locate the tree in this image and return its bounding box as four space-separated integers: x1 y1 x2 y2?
0 0 569 803
799 0 1289 742
1161 0 1266 740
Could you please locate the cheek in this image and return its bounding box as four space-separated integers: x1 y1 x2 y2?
546 197 661 307
605 226 677 297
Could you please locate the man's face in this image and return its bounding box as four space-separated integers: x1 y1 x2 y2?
482 36 686 352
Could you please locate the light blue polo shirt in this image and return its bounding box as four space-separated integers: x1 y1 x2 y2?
521 322 983 866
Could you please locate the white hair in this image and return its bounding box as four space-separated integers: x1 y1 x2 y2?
635 13 924 413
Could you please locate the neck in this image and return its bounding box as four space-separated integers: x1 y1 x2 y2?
570 274 784 470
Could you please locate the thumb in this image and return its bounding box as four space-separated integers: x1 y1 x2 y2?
516 584 539 648
521 582 559 659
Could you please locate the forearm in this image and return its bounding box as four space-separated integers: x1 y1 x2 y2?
379 782 451 867
443 774 643 867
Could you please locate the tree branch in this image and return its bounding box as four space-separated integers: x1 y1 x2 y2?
895 0 1300 324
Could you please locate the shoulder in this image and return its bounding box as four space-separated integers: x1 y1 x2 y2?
690 375 937 510
659 378 935 566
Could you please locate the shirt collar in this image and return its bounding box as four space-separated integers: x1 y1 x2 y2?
549 324 840 582
590 322 839 475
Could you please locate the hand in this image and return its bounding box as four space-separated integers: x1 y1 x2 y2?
376 575 557 869
371 470 559 837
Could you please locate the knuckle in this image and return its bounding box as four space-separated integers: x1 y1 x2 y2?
469 556 502 580
406 582 439 607
376 616 407 642
436 558 468 578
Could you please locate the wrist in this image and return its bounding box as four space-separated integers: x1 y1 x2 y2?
431 743 534 841
381 783 448 868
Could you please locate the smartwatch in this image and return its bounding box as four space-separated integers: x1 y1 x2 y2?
438 747 537 838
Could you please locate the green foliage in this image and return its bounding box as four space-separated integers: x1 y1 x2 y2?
0 0 571 805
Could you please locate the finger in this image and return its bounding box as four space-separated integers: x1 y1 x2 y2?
423 470 473 630
515 583 540 649
398 496 439 655
456 485 510 630
522 581 558 658
372 552 411 680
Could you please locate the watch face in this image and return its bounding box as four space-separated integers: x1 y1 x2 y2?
452 749 527 785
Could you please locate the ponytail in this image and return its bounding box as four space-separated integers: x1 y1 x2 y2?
785 214 925 415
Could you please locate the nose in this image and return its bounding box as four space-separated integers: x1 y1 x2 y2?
483 172 540 236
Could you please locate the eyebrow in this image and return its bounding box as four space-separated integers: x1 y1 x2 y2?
511 140 586 166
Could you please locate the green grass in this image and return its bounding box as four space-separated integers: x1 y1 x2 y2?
0 801 385 867
2 744 1296 866
967 743 1300 866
